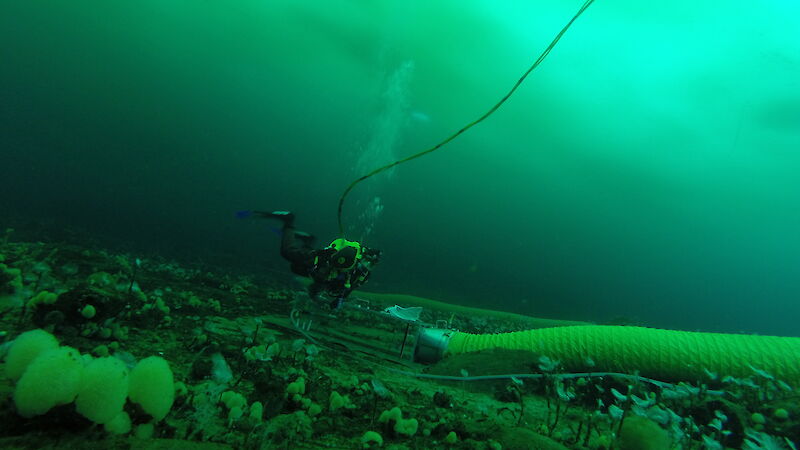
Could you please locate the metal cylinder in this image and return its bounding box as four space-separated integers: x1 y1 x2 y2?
413 328 453 364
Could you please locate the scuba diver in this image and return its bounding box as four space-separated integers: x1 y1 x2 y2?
238 210 381 309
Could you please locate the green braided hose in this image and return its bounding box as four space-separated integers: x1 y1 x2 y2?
446 325 800 386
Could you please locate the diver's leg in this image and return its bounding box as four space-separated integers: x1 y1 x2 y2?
251 210 314 244
246 210 314 272
294 230 316 245
252 210 295 226
280 227 311 262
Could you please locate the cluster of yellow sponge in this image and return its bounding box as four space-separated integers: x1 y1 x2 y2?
4 329 175 433
378 406 419 436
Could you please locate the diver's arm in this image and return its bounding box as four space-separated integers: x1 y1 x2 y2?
332 282 356 309
343 265 371 299
362 247 382 264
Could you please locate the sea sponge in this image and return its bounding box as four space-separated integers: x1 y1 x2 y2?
249 401 264 422
329 391 352 411
287 377 306 395
14 346 84 417
378 407 419 436
105 411 132 434
135 423 154 439
220 390 247 410
361 431 383 447
128 356 174 421
75 356 129 424
26 291 58 308
5 329 59 381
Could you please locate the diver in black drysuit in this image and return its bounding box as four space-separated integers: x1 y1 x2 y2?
242 210 381 308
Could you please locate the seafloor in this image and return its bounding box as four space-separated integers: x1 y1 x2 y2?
0 228 798 449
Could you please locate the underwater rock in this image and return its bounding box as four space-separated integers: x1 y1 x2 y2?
264 411 313 445
31 284 124 330
41 310 66 329
427 348 545 378
496 426 569 450
433 390 452 408
617 416 672 450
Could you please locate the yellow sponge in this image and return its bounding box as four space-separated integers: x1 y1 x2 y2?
75 357 130 424
5 329 59 381
105 411 132 434
128 356 174 421
14 346 83 417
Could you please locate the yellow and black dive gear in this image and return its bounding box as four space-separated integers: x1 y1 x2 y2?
310 238 365 290
327 238 363 270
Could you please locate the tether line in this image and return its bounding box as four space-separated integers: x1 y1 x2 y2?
337 0 596 236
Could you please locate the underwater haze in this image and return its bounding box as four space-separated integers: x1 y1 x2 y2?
2 0 800 336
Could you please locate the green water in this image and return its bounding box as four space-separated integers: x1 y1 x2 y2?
2 0 799 335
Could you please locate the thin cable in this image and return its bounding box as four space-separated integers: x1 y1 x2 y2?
337 0 596 236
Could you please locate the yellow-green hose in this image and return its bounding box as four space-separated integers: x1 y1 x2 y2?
446 325 800 386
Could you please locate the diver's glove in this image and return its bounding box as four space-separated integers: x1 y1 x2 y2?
363 247 382 264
